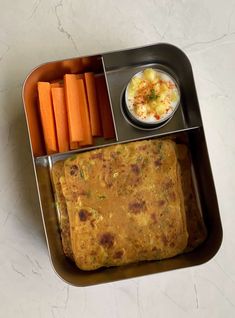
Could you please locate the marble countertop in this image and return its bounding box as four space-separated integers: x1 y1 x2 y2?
0 0 235 317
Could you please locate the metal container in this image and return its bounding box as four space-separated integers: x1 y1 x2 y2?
22 43 222 286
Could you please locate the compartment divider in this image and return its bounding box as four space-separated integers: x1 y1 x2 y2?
100 55 119 141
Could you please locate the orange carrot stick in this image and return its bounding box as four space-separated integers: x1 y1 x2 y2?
95 75 115 139
25 97 44 156
51 87 69 153
70 141 79 150
84 72 102 136
77 79 93 146
37 82 58 154
64 74 84 142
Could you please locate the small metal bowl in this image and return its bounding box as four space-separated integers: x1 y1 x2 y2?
124 68 180 129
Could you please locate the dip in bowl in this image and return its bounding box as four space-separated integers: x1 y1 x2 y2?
125 68 180 128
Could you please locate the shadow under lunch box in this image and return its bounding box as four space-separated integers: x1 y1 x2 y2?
22 43 222 286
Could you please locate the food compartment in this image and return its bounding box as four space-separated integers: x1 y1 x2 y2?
33 127 222 286
123 68 181 129
102 43 203 141
23 55 117 158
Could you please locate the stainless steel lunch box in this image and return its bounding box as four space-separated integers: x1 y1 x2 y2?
22 43 222 286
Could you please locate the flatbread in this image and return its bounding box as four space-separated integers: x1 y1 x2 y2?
51 161 73 260
176 144 207 251
61 139 188 270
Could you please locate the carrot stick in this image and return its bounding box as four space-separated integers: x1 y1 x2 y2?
25 97 44 156
64 74 84 142
37 82 58 154
70 141 79 150
84 72 102 136
95 75 115 139
51 87 69 153
77 79 93 146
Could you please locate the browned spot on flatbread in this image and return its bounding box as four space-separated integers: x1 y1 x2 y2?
151 213 158 224
114 250 124 259
99 233 115 248
161 234 169 246
78 209 90 221
154 159 162 167
131 164 140 174
164 179 174 189
106 181 113 188
91 152 103 159
70 165 79 176
138 145 147 151
128 200 146 214
90 219 95 228
157 200 165 207
111 151 118 159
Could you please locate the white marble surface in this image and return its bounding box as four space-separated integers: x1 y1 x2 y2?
0 0 235 317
